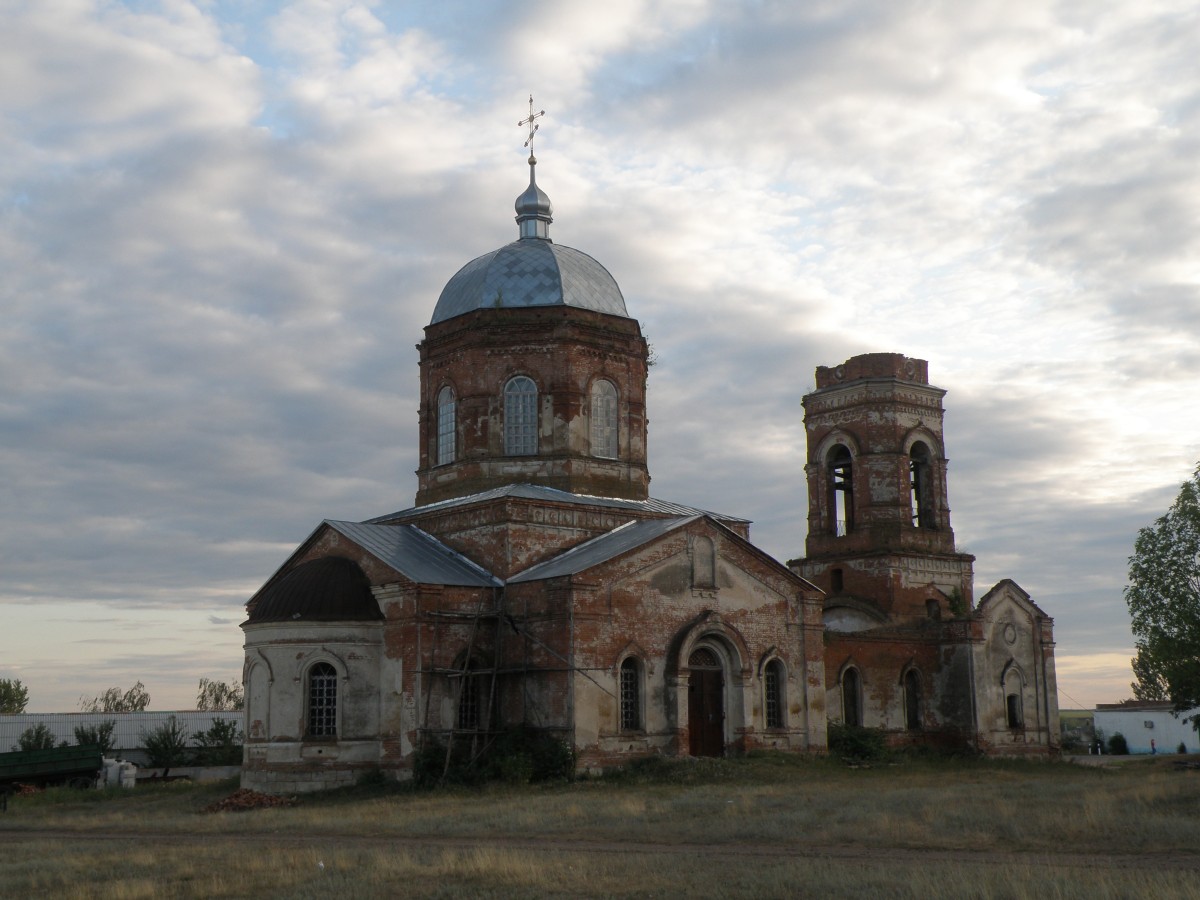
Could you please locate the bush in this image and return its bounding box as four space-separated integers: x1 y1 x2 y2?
414 727 575 787
1107 732 1129 755
828 723 889 763
1179 742 1188 754
191 718 243 766
140 716 192 769
17 723 57 751
74 721 116 755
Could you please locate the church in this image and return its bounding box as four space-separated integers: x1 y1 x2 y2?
240 142 1060 793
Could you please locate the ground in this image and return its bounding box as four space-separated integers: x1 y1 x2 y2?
2 755 1199 898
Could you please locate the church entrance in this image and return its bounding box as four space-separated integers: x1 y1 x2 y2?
687 646 725 757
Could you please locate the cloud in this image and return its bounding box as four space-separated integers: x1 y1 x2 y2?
3 0 1199 713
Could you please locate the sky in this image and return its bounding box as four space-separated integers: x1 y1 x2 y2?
3 0 1199 713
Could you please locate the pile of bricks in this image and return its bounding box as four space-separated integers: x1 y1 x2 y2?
202 788 296 813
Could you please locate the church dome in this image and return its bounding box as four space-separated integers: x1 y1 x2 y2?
247 556 383 624
429 157 629 325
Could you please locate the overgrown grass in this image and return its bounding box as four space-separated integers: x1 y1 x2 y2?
2 757 1200 897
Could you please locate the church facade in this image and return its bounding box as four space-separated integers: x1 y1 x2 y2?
240 154 1058 793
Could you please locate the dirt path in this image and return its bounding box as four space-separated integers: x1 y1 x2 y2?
5 828 1199 872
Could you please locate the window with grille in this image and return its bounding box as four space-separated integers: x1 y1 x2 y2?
504 376 538 455
689 647 720 669
764 660 784 729
620 657 641 731
437 386 456 465
307 662 337 738
457 661 482 731
590 380 618 458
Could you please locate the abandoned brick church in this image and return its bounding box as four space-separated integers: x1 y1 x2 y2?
240 151 1060 793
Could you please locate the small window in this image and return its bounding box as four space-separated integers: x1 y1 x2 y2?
620 657 641 731
307 662 337 738
504 376 538 456
903 669 922 731
830 568 844 594
764 660 785 729
842 667 862 727
590 380 618 458
828 445 854 535
437 386 456 465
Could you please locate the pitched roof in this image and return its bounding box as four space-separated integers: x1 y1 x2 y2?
508 516 698 583
368 483 748 525
326 520 502 588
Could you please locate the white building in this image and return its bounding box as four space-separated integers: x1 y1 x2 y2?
1093 701 1200 754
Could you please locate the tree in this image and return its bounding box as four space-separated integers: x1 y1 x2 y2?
0 678 29 714
140 716 191 770
17 723 56 751
192 717 244 766
1126 464 1200 727
80 681 150 713
74 720 117 755
195 677 244 712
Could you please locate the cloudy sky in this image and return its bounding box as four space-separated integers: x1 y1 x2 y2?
3 0 1198 713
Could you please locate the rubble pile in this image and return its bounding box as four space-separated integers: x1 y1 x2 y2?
202 788 297 813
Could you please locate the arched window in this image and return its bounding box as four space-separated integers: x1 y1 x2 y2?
842 667 862 727
619 657 642 731
764 659 785 729
437 386 456 465
692 536 716 589
903 669 922 731
909 441 935 529
827 445 854 535
504 376 538 456
307 662 337 738
590 380 618 458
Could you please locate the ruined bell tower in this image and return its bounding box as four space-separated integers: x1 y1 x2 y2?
792 353 974 625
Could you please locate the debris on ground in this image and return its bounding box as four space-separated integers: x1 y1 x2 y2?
202 788 297 813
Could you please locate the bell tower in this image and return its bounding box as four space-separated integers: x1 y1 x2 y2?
793 353 974 623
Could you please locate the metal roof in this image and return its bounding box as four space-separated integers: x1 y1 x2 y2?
327 520 502 587
369 483 749 526
430 240 629 324
508 516 697 583
0 711 243 754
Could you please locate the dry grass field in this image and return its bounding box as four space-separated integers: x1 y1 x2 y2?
2 753 1199 898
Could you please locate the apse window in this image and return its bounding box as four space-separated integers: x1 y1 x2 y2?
619 657 642 731
764 660 785 729
307 662 338 738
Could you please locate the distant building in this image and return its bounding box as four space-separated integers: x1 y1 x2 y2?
0 711 242 767
240 150 1060 794
1094 700 1199 754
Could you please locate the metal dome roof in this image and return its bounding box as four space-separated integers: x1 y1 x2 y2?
430 239 629 324
429 155 629 325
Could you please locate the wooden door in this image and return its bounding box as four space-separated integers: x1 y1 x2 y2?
688 665 725 757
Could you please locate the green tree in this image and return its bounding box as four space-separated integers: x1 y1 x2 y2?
74 720 117 755
0 678 30 714
192 717 244 766
140 716 191 769
195 677 244 711
1126 464 1200 726
80 681 150 713
17 722 56 751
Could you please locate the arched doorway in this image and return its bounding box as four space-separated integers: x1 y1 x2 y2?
688 646 725 757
